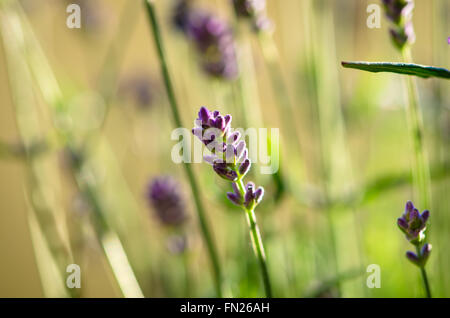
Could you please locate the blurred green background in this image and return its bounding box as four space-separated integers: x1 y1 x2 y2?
0 0 449 297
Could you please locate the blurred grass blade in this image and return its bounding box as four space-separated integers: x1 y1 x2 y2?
342 61 450 79
7 0 146 297
143 0 223 297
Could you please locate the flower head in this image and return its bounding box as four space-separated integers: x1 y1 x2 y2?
397 201 432 269
397 200 429 244
193 107 250 180
381 0 415 49
147 177 188 226
192 106 263 208
172 1 239 79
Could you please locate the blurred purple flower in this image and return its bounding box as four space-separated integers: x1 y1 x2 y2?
381 0 415 49
232 0 273 33
147 177 188 226
172 0 239 80
119 72 158 109
382 0 414 23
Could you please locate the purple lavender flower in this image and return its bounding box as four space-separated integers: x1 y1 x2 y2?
397 201 432 269
172 0 239 79
192 106 264 209
147 177 188 226
382 0 414 23
397 200 429 244
232 0 272 33
381 0 415 49
119 72 158 109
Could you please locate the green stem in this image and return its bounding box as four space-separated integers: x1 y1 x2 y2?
236 179 272 297
401 48 432 209
416 245 432 298
257 32 303 154
143 0 223 297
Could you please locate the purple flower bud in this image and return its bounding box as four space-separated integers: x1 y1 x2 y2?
397 217 408 231
244 182 255 205
382 0 415 50
215 116 225 130
405 200 414 218
406 251 420 266
227 192 242 206
421 210 430 225
227 131 241 144
420 243 432 266
224 114 232 126
239 158 251 176
199 106 211 124
397 201 430 244
213 161 238 181
147 177 188 226
243 182 264 208
235 140 246 159
254 186 264 204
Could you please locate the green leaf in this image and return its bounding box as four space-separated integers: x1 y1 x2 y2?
341 61 450 79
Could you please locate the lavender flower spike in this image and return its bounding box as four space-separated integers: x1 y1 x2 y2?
192 106 271 296
396 200 433 297
147 176 188 226
192 106 262 208
381 0 416 50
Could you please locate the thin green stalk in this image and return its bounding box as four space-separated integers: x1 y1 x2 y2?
302 0 341 295
143 0 223 297
236 179 272 298
416 245 432 298
70 152 144 298
257 32 303 157
401 47 432 298
401 48 432 210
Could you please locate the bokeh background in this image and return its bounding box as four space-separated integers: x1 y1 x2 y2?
0 0 449 297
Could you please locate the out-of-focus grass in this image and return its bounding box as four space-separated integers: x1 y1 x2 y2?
0 0 448 297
